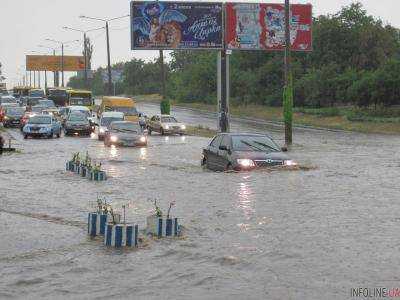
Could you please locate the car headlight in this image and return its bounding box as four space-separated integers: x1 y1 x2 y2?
110 135 118 142
237 159 255 168
4 116 8 120
164 125 170 130
99 128 105 134
139 136 146 143
284 160 298 166
181 125 186 130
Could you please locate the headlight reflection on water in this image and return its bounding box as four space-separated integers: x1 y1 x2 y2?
110 145 118 158
236 181 255 225
140 147 147 160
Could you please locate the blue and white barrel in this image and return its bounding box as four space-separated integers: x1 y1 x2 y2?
66 161 75 171
87 213 108 237
146 215 179 237
89 171 107 181
104 224 139 248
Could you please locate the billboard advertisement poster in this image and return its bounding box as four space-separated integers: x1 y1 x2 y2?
226 3 312 51
26 55 85 71
131 1 223 49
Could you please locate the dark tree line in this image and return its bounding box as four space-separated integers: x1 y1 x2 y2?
69 3 400 109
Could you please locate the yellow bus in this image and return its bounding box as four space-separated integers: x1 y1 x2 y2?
67 90 93 107
99 96 139 122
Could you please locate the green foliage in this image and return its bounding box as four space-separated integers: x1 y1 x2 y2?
160 100 171 114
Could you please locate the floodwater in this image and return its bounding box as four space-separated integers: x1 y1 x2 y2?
1 103 400 299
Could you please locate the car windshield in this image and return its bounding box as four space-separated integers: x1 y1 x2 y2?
6 107 25 115
31 106 45 113
70 98 92 106
30 90 45 97
161 116 178 123
28 116 51 124
232 135 280 153
101 117 124 126
112 123 141 132
39 100 55 107
70 109 90 117
68 114 87 121
1 97 16 104
107 106 137 116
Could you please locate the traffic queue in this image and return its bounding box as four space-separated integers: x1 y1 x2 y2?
1 86 297 171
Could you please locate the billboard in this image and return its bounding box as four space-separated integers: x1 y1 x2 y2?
131 1 223 49
226 3 312 51
26 55 85 71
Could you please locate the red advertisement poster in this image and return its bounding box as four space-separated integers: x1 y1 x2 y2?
226 3 312 51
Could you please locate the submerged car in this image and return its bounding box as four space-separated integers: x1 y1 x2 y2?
23 115 61 139
64 112 92 136
147 115 186 135
104 121 147 147
97 111 124 140
3 106 25 127
201 133 297 171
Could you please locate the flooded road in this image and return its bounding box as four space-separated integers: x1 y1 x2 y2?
1 103 400 299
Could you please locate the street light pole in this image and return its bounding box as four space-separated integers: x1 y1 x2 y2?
62 26 103 89
284 0 293 146
79 15 129 95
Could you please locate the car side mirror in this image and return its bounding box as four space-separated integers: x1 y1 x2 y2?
281 146 288 152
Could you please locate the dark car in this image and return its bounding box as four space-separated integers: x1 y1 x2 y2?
64 112 92 136
104 121 147 147
201 133 297 171
3 106 25 127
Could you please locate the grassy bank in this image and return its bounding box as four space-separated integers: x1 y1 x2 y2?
134 95 400 135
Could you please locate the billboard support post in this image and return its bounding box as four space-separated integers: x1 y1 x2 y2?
84 33 88 89
44 71 47 90
284 0 293 146
38 71 41 88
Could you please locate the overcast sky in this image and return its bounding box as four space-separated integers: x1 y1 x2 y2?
1 0 399 87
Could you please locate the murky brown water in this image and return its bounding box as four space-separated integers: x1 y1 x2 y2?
1 103 400 299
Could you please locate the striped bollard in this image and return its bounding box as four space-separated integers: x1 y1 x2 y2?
74 162 80 173
66 161 74 171
146 215 180 237
89 171 107 181
87 213 121 237
104 224 139 248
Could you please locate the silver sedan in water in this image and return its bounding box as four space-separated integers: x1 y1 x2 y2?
104 121 147 147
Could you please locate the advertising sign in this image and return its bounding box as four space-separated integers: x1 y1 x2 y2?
26 55 85 71
131 1 223 49
226 3 312 51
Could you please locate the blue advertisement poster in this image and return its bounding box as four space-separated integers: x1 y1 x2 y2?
131 1 223 49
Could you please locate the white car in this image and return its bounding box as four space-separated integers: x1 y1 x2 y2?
147 115 186 135
98 111 124 140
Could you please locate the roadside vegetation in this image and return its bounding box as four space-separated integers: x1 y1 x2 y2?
68 3 400 134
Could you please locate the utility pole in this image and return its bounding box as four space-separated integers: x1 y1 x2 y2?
106 21 112 95
61 43 64 87
283 0 293 146
29 71 32 87
33 71 36 88
44 71 47 90
159 50 166 99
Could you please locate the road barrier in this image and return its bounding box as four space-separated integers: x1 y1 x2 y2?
146 215 180 237
104 224 139 248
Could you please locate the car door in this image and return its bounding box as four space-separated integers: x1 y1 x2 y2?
205 135 222 170
216 135 232 171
